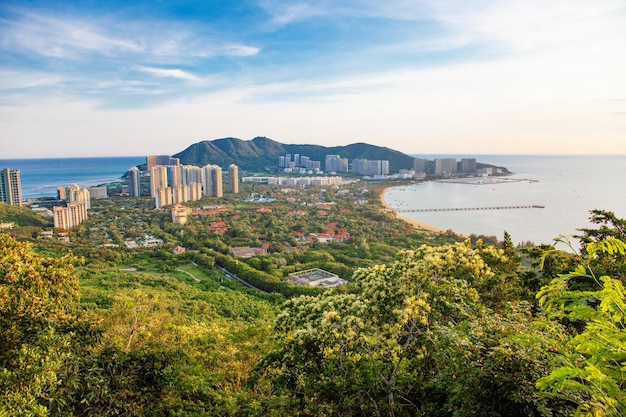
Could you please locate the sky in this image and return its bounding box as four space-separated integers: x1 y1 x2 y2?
1 0 625 158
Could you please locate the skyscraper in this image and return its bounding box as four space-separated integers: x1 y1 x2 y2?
66 184 91 209
228 164 239 194
211 166 223 197
202 164 223 197
128 166 141 197
434 158 457 176
0 168 23 206
53 202 87 229
146 155 180 170
150 166 168 197
325 155 349 172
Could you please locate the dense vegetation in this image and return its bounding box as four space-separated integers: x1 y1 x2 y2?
1 177 624 416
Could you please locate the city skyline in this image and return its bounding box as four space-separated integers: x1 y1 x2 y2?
1 1 625 158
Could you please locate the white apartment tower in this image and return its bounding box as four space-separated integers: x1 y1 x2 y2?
167 165 183 188
202 164 223 197
128 166 141 197
53 202 87 229
66 184 91 210
150 165 168 197
228 164 239 194
211 166 223 198
434 158 457 176
155 186 173 209
182 165 203 185
0 168 23 206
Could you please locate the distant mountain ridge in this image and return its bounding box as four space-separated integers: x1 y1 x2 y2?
173 136 416 171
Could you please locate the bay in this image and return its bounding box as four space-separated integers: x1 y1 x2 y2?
0 156 145 198
384 155 626 246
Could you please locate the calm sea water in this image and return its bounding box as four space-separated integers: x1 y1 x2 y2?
0 157 145 198
385 155 626 246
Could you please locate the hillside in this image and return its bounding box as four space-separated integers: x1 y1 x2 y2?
173 136 416 172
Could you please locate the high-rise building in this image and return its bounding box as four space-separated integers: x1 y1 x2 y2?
128 166 141 197
146 155 180 170
57 186 67 201
325 155 349 173
461 158 477 173
228 164 239 194
53 202 87 229
155 186 173 209
352 159 389 176
413 158 430 174
150 166 168 197
182 165 203 185
0 168 23 206
167 165 183 188
189 182 202 201
202 164 213 196
434 158 457 176
172 185 189 204
66 184 91 209
210 166 223 197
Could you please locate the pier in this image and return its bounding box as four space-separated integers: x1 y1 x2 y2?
396 205 544 213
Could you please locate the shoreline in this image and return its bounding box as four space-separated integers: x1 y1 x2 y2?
380 187 449 234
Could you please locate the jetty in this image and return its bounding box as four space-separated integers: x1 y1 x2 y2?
396 205 544 213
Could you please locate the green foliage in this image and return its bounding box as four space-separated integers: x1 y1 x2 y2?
0 202 50 228
0 234 85 416
255 241 562 416
536 238 626 416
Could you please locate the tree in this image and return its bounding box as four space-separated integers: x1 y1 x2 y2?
254 241 562 416
0 234 83 416
536 237 626 416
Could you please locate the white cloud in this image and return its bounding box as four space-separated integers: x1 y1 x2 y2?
222 44 261 57
137 66 200 81
258 1 324 25
0 70 62 90
1 11 142 59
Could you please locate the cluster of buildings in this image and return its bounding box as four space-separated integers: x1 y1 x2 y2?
277 154 491 179
242 176 346 186
277 152 390 176
413 157 478 176
53 184 91 229
132 155 239 209
279 153 322 171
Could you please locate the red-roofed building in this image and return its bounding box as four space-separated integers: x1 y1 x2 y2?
209 221 227 234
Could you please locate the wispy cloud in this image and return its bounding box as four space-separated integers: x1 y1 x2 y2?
137 66 200 82
1 10 142 59
0 7 260 62
0 69 62 90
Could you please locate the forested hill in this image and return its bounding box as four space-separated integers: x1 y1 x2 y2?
173 136 417 171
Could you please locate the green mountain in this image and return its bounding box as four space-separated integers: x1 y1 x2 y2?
173 136 416 172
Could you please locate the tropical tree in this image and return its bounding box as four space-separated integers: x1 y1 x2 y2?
536 237 626 416
254 241 564 416
0 234 84 416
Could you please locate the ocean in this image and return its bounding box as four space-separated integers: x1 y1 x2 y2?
0 157 145 198
384 155 626 246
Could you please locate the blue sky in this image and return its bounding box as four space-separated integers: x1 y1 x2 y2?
1 0 625 158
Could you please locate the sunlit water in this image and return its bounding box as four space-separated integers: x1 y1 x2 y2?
0 157 145 198
384 155 626 246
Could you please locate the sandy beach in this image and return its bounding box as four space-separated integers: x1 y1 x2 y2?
380 187 448 234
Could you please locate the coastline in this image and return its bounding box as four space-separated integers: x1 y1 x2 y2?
380 187 449 234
